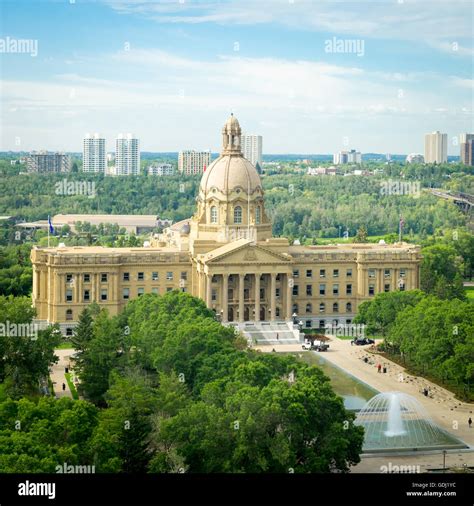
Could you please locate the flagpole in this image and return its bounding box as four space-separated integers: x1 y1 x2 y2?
399 216 402 243
48 215 50 247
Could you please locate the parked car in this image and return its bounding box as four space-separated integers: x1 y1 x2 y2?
312 340 329 352
302 341 312 350
351 337 375 346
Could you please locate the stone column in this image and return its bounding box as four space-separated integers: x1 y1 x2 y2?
206 273 212 308
238 274 244 323
270 273 276 321
222 273 228 322
286 273 292 320
254 273 260 322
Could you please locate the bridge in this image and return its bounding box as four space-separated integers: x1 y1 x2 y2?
427 189 474 214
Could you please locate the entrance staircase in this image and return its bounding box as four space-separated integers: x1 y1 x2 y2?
228 321 303 345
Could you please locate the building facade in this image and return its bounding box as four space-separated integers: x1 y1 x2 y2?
333 150 362 165
31 114 421 335
27 152 71 173
424 131 447 164
460 134 474 166
148 163 175 176
178 150 211 175
83 133 106 173
116 134 140 175
241 134 263 171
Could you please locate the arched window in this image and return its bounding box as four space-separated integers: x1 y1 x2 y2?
319 302 325 313
255 206 261 224
333 302 339 313
210 206 218 224
234 206 242 224
346 302 352 313
66 309 73 321
305 303 312 314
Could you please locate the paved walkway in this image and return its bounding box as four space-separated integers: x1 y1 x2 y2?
256 339 474 472
50 348 75 399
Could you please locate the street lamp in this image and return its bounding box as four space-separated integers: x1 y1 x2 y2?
443 450 447 472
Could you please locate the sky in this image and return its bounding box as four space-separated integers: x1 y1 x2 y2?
0 0 473 154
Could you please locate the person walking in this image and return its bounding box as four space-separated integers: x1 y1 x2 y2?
377 363 382 373
469 417 472 429
62 383 66 391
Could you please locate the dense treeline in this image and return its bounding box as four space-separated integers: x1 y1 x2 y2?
355 291 474 400
0 164 470 240
0 292 363 473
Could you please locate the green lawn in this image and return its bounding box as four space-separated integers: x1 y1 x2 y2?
465 286 474 302
56 341 74 349
64 372 79 400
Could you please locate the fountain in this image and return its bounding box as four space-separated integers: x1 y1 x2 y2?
355 392 468 453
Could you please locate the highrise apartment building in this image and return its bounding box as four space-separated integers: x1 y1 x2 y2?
27 151 71 173
333 149 362 165
83 133 106 173
116 134 140 176
178 150 211 175
460 134 474 166
241 134 263 170
424 131 447 164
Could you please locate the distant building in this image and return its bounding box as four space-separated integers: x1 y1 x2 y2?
116 133 140 176
333 149 362 165
307 166 337 176
27 151 71 173
241 134 263 171
460 134 474 166
178 150 211 175
406 153 425 164
424 131 447 164
83 133 106 173
460 140 474 166
149 164 175 176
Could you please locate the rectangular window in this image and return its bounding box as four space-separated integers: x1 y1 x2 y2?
151 287 158 295
259 288 265 301
66 273 73 283
319 284 326 296
346 319 352 325
137 288 144 297
292 285 299 296
152 272 158 281
275 288 280 298
384 269 391 278
306 285 312 296
137 272 144 281
66 289 73 302
333 284 339 295
181 272 188 281
166 287 172 292
333 269 339 278
368 269 375 278
320 269 326 278
66 328 73 337
346 269 352 277
305 320 312 328
123 272 130 282
123 288 130 300
384 284 390 292
369 284 375 296
319 320 325 329
83 273 90 283
101 273 108 283
212 289 217 302
83 290 90 302
228 289 234 300
400 269 406 278
346 284 352 295
293 269 299 278
166 272 173 281
100 289 108 301
306 269 312 278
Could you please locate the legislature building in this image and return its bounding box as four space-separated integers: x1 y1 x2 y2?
31 114 422 337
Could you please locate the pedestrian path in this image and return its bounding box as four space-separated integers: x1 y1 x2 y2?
50 348 74 399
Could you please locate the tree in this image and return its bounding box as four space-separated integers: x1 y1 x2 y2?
354 225 368 243
71 308 94 375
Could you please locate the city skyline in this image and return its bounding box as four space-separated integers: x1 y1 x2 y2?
1 0 473 153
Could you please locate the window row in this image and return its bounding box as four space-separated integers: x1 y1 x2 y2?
65 286 185 302
292 302 353 314
292 284 352 296
65 271 189 284
210 205 262 225
293 268 352 279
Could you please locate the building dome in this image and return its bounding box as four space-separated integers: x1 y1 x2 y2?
199 113 262 195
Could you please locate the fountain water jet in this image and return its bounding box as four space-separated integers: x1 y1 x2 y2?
355 391 467 452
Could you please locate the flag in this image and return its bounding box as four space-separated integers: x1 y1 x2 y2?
48 216 55 235
203 164 207 172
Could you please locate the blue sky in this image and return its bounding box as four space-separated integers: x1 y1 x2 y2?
1 0 473 154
